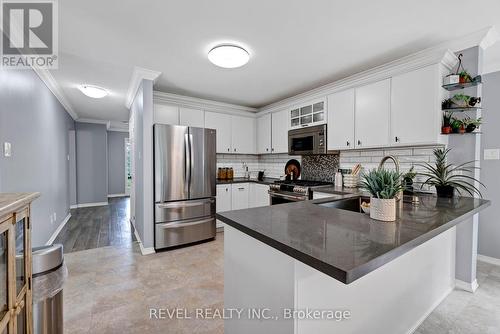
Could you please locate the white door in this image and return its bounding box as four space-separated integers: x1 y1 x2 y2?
257 114 272 154
271 109 289 153
216 184 232 228
124 138 132 196
391 65 440 146
231 116 256 154
205 111 232 153
154 104 179 125
231 183 249 210
327 89 355 150
179 107 204 127
355 79 391 148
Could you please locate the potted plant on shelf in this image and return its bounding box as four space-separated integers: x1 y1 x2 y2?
462 117 482 133
450 117 465 134
451 94 471 108
360 169 403 222
442 112 453 134
459 70 473 84
417 148 484 198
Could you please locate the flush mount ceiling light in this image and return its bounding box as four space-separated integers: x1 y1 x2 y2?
78 84 108 98
208 44 250 68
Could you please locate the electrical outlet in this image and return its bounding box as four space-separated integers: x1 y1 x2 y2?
53 212 57 222
3 142 11 157
484 149 500 160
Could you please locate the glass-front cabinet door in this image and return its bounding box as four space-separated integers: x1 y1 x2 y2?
0 208 32 334
0 218 11 334
290 99 327 129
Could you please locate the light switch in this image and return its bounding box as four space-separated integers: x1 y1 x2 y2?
484 149 500 160
3 142 11 157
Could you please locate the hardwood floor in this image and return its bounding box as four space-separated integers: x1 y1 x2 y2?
55 197 134 253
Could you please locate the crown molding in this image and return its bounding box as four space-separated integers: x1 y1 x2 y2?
125 67 162 109
258 48 457 115
153 91 258 116
31 67 78 120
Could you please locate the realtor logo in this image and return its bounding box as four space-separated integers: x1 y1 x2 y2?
1 0 58 68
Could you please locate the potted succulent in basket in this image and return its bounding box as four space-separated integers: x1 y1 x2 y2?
417 148 484 198
462 117 482 133
442 112 453 134
360 169 403 222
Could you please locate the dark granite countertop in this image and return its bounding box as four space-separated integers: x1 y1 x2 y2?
216 177 278 185
217 194 490 284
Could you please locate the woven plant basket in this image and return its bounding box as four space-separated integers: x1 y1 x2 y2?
370 197 396 222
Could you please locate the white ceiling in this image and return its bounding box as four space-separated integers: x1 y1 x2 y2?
51 0 500 122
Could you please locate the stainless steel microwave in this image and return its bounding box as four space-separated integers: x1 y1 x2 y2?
288 124 327 155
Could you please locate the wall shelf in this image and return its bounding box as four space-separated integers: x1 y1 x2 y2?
442 80 482 91
441 132 482 135
442 107 482 112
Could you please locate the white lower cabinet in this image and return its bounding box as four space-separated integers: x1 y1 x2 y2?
217 182 270 229
216 184 232 228
249 183 270 208
231 183 250 210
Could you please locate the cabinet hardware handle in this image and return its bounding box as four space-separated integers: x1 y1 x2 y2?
357 140 361 146
266 148 268 151
271 148 274 152
234 148 236 152
227 148 230 152
395 136 400 142
347 141 350 146
238 187 245 190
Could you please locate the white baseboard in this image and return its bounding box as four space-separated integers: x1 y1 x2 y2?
407 286 454 334
107 193 128 198
74 201 108 208
70 204 78 209
455 279 479 293
478 254 500 266
131 222 155 255
46 213 71 245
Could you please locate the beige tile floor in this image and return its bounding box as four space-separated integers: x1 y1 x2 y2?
64 232 500 334
64 234 224 334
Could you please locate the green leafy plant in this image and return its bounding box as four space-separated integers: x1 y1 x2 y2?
417 148 484 197
443 111 453 127
360 169 403 199
459 70 473 83
450 117 464 132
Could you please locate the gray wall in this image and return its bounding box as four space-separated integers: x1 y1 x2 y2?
69 130 77 206
0 69 74 247
107 131 129 195
479 71 500 259
75 122 108 205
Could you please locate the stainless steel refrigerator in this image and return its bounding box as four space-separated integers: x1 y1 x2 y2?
153 124 216 249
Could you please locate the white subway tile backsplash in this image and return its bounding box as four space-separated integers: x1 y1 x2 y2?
383 149 413 156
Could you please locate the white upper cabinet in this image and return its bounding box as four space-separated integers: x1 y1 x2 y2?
271 109 289 153
290 99 326 129
205 111 232 153
179 107 205 127
355 79 391 148
257 114 272 154
391 64 442 146
231 115 256 154
154 104 179 125
327 89 355 150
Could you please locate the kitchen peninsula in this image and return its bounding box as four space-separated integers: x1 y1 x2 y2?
217 193 490 334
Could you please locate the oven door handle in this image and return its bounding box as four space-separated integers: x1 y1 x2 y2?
268 191 305 201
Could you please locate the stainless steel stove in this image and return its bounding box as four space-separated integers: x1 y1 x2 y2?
269 179 333 205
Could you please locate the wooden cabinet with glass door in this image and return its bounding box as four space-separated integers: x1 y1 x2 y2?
0 193 39 334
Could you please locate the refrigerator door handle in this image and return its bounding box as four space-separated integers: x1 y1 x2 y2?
188 132 194 192
157 198 215 209
184 133 191 192
157 218 214 229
